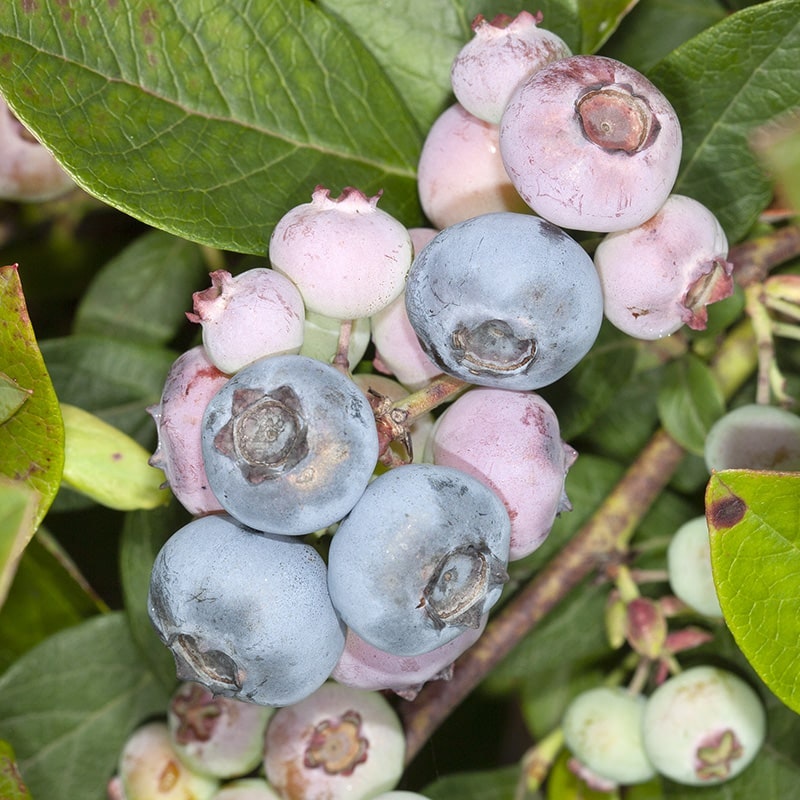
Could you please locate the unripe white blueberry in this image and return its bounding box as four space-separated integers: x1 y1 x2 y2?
187 269 305 374
299 309 371 367
431 388 576 560
562 687 656 786
641 666 766 786
594 195 733 339
269 186 413 319
263 683 405 800
667 516 723 618
450 11 571 124
118 721 220 800
211 779 281 800
417 104 529 229
147 345 228 516
500 55 682 232
167 682 274 779
0 95 76 202
704 403 800 472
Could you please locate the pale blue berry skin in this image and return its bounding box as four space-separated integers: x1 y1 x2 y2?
327 464 511 657
405 213 603 390
148 514 346 707
201 354 378 535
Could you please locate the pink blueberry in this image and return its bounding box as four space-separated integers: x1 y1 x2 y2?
450 11 571 124
371 228 443 390
148 345 228 516
594 195 733 339
331 614 486 700
431 388 576 560
0 95 76 202
417 104 530 229
500 55 682 232
187 268 305 374
269 186 412 319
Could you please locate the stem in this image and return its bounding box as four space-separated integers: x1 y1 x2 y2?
399 217 789 762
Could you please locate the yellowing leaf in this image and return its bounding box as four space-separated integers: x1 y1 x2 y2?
61 404 170 511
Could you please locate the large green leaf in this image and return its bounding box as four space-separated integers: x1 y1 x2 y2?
601 0 727 73
648 0 800 242
0 265 63 530
0 528 103 673
40 334 175 446
0 0 422 253
0 612 170 800
73 230 208 345
657 353 725 456
706 470 800 714
320 0 638 135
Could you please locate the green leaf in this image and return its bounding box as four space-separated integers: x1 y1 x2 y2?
0 741 32 800
0 528 103 674
61 403 170 511
120 502 190 692
0 0 422 253
601 0 727 73
74 230 208 345
706 470 800 714
40 334 175 447
0 479 39 609
0 612 170 800
648 0 800 242
657 354 725 456
319 0 635 136
541 321 638 441
0 373 32 425
424 764 521 800
0 265 64 529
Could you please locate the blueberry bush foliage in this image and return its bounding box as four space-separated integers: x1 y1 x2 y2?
1 0 800 798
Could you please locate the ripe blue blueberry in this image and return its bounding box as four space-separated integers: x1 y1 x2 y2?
327 464 511 657
201 354 378 535
148 514 346 707
405 213 603 390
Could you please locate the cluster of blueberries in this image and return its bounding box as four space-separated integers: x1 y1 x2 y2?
138 10 770 800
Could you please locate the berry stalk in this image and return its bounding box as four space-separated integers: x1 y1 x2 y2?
399 224 799 763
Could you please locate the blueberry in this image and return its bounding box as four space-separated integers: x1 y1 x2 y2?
117 721 220 800
147 345 228 517
263 683 405 800
641 666 766 785
704 402 800 472
148 514 346 707
500 55 682 232
327 463 510 656
667 516 723 618
405 213 603 390
187 268 305 374
562 687 656 787
450 11 571 125
167 681 273 778
201 354 378 535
